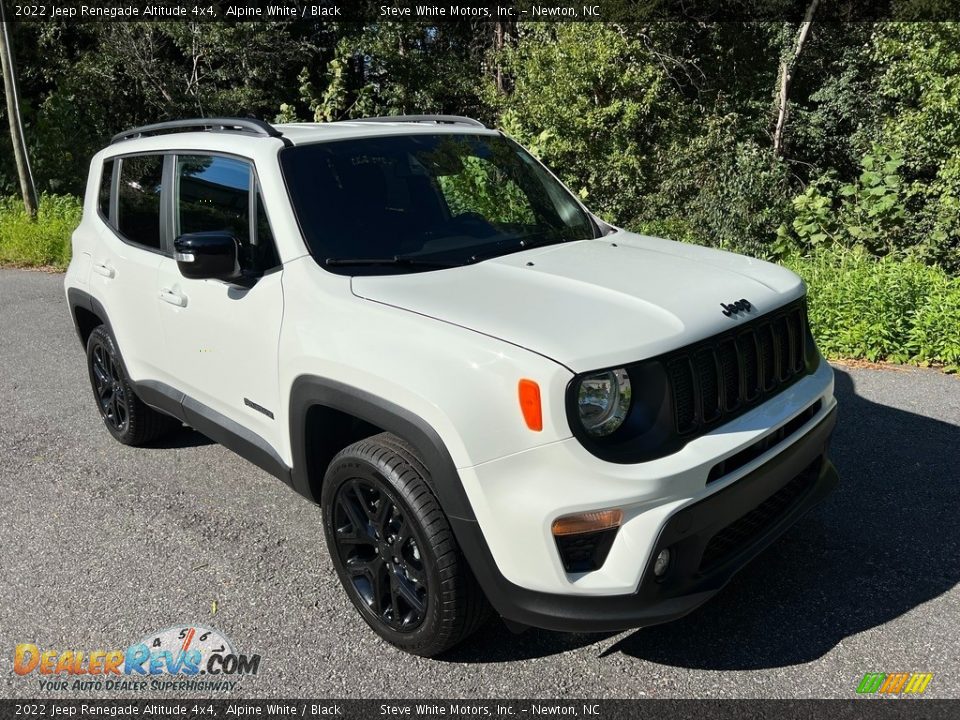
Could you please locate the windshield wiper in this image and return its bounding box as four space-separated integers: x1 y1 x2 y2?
324 256 460 269
467 234 571 264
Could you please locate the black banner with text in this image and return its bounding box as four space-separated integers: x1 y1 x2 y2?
4 0 960 23
1 700 958 720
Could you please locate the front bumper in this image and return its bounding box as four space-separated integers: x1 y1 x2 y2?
452 405 837 632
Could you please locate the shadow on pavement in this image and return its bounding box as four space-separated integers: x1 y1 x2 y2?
442 617 615 663
147 424 216 450
447 368 960 667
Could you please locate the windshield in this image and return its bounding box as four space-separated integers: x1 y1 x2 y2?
279 133 600 274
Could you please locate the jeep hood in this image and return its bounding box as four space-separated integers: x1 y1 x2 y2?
351 232 805 373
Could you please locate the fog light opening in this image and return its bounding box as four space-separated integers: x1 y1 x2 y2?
552 509 623 574
653 548 671 578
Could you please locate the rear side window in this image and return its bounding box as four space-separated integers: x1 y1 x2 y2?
98 159 114 219
117 155 164 251
176 154 280 274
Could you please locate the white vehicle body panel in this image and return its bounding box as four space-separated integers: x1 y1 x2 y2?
156 259 286 450
353 232 805 373
275 256 574 469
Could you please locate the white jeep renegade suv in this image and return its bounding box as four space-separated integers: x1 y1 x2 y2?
65 116 838 656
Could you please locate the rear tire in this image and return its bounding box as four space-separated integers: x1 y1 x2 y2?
85 325 178 446
321 432 490 656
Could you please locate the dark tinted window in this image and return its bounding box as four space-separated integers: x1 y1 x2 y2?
176 155 250 243
176 155 280 274
98 159 114 219
117 155 163 250
255 191 281 271
279 134 598 275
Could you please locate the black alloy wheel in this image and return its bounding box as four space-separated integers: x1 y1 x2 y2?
321 433 490 656
332 478 428 631
85 326 178 446
90 340 129 433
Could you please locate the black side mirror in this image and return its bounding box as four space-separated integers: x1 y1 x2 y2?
174 232 241 282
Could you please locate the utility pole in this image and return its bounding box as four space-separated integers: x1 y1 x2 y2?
0 7 38 218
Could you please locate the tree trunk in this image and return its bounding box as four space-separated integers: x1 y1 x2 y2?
0 14 38 219
773 0 819 157
492 20 513 94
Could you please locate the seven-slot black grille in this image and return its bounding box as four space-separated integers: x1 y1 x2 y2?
666 300 811 436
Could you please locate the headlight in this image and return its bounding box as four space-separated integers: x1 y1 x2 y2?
566 360 672 461
576 368 631 436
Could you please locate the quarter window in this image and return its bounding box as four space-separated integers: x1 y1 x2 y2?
98 159 114 219
117 155 163 251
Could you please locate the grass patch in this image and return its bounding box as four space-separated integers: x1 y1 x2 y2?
785 248 960 372
0 194 82 270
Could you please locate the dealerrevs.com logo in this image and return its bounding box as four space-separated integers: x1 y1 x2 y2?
856 672 933 696
13 625 261 692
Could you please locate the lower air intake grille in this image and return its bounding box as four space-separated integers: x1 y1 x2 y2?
699 458 821 572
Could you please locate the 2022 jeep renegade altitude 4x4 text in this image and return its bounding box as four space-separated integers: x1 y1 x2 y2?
65 116 838 656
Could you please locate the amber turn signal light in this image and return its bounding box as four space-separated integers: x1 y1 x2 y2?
551 509 624 537
518 379 543 431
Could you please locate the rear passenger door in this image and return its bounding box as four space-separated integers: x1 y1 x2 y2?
156 153 284 451
90 154 168 383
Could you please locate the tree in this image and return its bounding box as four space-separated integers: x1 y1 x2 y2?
772 0 819 156
488 23 687 226
0 12 38 218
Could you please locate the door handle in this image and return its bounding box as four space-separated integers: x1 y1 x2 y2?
93 262 115 279
159 288 187 308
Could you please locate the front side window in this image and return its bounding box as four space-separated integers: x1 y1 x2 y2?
279 133 599 274
176 155 280 274
117 155 163 251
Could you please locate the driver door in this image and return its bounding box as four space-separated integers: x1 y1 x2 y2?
156 153 284 452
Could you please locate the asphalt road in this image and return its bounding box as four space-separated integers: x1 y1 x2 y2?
1 267 958 700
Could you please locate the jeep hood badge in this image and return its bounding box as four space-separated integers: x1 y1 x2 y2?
721 299 753 317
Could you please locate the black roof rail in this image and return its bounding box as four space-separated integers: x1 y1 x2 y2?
348 115 487 129
110 117 286 145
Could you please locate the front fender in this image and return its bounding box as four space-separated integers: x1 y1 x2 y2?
288 375 475 521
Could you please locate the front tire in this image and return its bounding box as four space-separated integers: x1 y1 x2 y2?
85 326 178 446
321 433 490 656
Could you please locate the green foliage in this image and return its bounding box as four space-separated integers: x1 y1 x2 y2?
784 146 909 256
780 23 878 177
637 116 794 259
1 19 958 369
0 194 82 269
865 23 960 272
871 23 960 178
489 25 792 260
786 247 960 371
3 22 328 195
488 24 684 226
302 23 488 122
913 153 960 274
